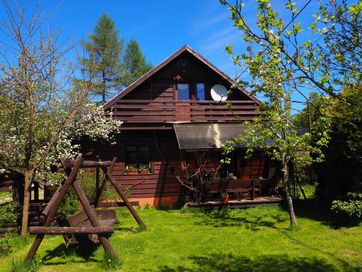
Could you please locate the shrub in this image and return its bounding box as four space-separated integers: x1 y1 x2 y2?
0 202 19 227
78 169 120 202
0 235 12 256
331 192 362 220
78 170 97 200
58 187 80 219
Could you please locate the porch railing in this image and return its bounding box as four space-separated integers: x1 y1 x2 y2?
109 100 259 123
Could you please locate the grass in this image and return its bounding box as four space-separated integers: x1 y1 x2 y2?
0 195 361 271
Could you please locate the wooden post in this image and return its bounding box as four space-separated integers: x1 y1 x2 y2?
298 183 307 200
94 157 117 207
41 184 62 220
95 166 100 204
102 166 147 230
34 182 39 202
26 155 84 262
251 179 255 200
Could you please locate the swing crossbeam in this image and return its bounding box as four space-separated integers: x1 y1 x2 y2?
29 226 114 235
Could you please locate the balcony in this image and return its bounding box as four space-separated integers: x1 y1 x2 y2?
109 100 259 124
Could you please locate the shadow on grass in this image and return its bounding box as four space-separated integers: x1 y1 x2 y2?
193 207 288 230
291 198 360 228
155 253 357 272
114 225 144 233
41 242 98 264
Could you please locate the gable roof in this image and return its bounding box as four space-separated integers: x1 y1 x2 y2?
103 45 260 109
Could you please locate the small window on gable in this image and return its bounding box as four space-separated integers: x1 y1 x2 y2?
125 145 151 174
196 83 205 101
177 83 189 100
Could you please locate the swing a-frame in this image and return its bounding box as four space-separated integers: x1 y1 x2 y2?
26 154 146 262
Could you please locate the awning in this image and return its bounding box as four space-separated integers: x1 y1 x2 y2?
173 123 246 150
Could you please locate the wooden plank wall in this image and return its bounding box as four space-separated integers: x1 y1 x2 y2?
82 133 269 207
82 130 182 206
121 52 251 102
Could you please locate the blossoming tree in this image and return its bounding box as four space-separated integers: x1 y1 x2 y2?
0 1 121 238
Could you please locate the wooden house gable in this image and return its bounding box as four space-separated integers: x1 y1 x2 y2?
104 45 259 109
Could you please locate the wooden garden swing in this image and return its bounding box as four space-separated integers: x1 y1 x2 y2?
25 154 146 262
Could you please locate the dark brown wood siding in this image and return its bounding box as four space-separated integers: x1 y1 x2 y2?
82 130 182 200
106 51 260 126
122 52 250 102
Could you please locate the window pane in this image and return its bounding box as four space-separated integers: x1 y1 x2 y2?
138 146 150 163
177 84 189 100
197 83 205 100
125 145 151 171
125 145 138 165
126 146 137 152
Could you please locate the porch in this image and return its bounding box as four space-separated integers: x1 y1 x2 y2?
186 196 283 209
110 100 259 124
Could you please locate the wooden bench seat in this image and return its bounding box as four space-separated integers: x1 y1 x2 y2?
64 206 118 246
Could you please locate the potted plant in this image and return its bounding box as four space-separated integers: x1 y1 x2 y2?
220 192 229 203
138 166 150 175
126 166 138 175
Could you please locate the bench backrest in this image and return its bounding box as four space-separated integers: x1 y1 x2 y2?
68 206 96 227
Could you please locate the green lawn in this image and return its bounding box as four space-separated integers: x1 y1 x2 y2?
0 199 361 272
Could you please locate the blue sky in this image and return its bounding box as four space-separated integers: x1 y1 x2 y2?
44 0 243 77
0 0 321 110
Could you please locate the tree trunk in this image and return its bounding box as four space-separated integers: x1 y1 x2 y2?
102 69 106 103
21 169 34 239
282 157 297 228
284 181 297 227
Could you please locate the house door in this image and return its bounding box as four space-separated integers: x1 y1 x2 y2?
176 83 191 121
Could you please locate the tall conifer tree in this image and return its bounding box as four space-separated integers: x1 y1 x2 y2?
78 14 123 103
123 39 153 86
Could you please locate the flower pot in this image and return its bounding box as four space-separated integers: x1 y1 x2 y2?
139 170 150 175
221 194 229 203
126 171 138 175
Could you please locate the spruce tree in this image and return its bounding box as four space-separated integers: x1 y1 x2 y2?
78 14 123 103
123 39 153 86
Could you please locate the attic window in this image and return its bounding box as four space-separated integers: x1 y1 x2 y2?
177 83 189 100
196 83 205 101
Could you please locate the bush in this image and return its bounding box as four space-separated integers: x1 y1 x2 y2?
78 169 121 202
315 131 362 201
0 235 12 256
0 202 19 227
78 170 97 200
331 192 362 220
314 86 362 201
58 187 80 219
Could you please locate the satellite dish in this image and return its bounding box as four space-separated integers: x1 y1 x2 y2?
210 84 228 101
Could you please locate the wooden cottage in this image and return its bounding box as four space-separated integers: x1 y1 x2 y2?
85 45 279 207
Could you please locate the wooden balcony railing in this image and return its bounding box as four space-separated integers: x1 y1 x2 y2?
109 100 259 123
